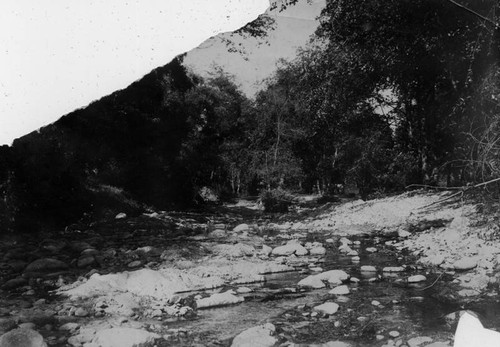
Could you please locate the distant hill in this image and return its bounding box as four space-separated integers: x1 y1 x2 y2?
183 0 325 97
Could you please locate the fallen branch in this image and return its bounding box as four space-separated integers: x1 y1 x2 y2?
417 177 500 210
406 184 463 191
415 272 444 291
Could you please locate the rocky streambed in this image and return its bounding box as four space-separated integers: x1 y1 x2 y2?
1 191 500 347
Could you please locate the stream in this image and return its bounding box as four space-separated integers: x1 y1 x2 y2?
3 199 500 347
157 230 461 346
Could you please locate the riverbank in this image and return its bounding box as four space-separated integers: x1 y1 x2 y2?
0 190 498 346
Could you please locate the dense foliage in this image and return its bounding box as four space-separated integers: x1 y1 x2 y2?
0 0 498 232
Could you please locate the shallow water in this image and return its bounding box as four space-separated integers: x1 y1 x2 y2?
163 232 464 346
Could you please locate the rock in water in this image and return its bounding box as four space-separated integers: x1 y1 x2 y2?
408 275 427 283
24 258 69 277
115 213 127 219
454 311 500 347
382 267 404 273
196 291 244 309
261 245 272 256
272 241 308 256
314 302 339 315
453 258 478 271
92 328 159 347
298 270 349 288
2 277 27 290
407 336 433 347
310 246 327 255
231 323 277 347
360 265 377 272
233 224 250 233
329 285 350 295
316 342 352 347
0 328 47 347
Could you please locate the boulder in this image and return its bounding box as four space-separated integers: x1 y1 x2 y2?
24 258 69 277
0 328 47 347
261 245 272 257
298 270 349 288
398 229 411 238
92 328 159 347
231 323 277 347
329 285 350 295
297 275 327 289
420 255 445 266
272 241 308 256
209 229 227 238
407 336 433 347
233 224 250 233
408 275 427 283
453 258 478 271
77 256 96 268
313 342 352 347
313 302 339 315
454 311 500 347
196 291 244 309
309 246 327 256
2 277 28 290
360 266 377 272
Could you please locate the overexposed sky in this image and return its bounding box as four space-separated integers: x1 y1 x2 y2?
0 0 268 145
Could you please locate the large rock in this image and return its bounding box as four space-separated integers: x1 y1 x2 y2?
298 270 349 288
261 245 273 257
329 285 350 295
314 302 339 315
407 336 433 347
297 275 327 289
60 268 224 301
454 311 500 347
39 239 66 253
231 323 277 347
233 224 250 233
24 258 69 277
408 275 427 283
272 241 308 256
196 291 244 309
2 277 28 290
420 254 445 266
309 246 327 256
0 328 47 347
92 328 159 347
453 257 478 271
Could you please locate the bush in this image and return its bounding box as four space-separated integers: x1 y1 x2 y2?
260 189 294 213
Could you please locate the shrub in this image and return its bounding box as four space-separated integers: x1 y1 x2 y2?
260 189 294 213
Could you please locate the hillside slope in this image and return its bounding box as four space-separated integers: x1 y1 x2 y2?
183 0 325 97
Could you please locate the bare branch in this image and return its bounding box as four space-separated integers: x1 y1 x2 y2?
446 0 497 27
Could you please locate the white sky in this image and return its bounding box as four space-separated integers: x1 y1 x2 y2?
0 0 269 146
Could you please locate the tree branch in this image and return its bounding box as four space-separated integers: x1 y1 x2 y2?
446 0 497 27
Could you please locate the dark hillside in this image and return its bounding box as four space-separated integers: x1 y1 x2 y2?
1 57 203 233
